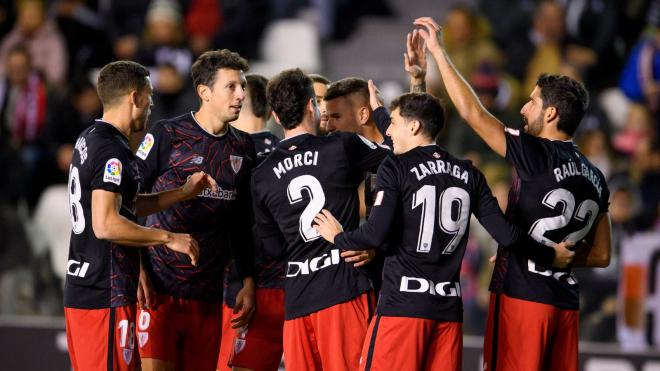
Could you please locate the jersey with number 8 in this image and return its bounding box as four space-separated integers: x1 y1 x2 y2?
64 120 141 309
489 129 610 310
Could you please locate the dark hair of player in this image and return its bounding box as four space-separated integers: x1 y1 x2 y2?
246 74 270 120
191 49 249 89
536 73 589 137
390 92 446 140
323 77 368 102
266 68 315 130
97 61 150 107
308 73 330 85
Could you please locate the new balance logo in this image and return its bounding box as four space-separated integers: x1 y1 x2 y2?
67 259 90 278
286 249 341 277
399 276 461 297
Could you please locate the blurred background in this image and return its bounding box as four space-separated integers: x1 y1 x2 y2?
0 0 659 369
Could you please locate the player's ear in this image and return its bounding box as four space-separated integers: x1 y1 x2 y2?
128 90 139 107
545 106 558 124
358 106 370 125
410 119 422 136
197 84 211 103
271 111 283 126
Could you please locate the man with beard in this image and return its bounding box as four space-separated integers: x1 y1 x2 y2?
416 16 612 371
64 61 208 371
134 50 256 371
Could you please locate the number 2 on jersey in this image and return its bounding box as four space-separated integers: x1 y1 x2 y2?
288 175 326 242
412 185 470 254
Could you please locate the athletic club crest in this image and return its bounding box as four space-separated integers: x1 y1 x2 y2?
122 348 133 365
230 155 243 173
138 332 149 348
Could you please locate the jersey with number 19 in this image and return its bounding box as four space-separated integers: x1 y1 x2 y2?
251 132 390 319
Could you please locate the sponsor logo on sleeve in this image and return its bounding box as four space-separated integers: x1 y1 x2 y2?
104 158 122 185
136 133 155 160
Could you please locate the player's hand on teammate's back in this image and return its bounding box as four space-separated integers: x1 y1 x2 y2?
413 17 444 53
165 233 200 266
552 241 576 269
341 249 376 267
182 171 218 200
232 277 256 329
138 263 157 309
313 209 344 244
367 80 385 110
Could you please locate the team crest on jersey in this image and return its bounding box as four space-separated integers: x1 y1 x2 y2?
122 348 133 365
230 155 243 173
234 338 246 354
136 133 155 160
138 332 149 348
103 158 122 185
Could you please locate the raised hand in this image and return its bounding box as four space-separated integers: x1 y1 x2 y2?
313 209 343 244
165 232 200 266
367 80 385 110
182 171 218 200
413 17 444 53
404 29 428 88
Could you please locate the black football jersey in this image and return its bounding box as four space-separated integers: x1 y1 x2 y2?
490 128 610 309
224 130 284 308
252 132 390 319
64 120 141 309
334 145 524 321
136 112 256 302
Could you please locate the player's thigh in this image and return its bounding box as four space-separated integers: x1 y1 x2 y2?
136 296 178 366
547 309 579 371
179 300 222 371
360 315 431 371
283 315 322 371
66 305 140 371
217 304 236 371
229 288 284 371
424 321 462 371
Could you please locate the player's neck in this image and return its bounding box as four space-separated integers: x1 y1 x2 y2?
194 109 229 136
539 126 571 142
284 118 316 139
409 137 434 152
231 115 266 134
361 122 384 144
101 110 132 139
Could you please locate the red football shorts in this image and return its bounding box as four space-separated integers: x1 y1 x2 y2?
360 315 462 371
217 288 285 371
283 292 373 371
483 292 579 371
136 294 222 371
65 304 140 371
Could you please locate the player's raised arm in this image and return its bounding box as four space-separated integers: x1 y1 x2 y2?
414 16 507 157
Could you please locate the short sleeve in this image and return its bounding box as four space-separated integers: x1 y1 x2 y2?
504 128 551 179
90 143 130 194
135 121 172 191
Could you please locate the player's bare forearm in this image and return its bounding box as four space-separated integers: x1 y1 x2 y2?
136 187 186 217
572 213 612 268
92 189 172 246
428 47 506 157
414 16 506 157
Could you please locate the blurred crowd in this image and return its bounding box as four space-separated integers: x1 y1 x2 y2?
0 0 658 350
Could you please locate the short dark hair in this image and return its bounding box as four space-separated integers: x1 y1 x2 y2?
390 93 446 139
308 73 330 85
324 77 368 102
97 61 150 107
267 68 314 130
245 74 269 119
536 73 589 136
191 49 249 89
